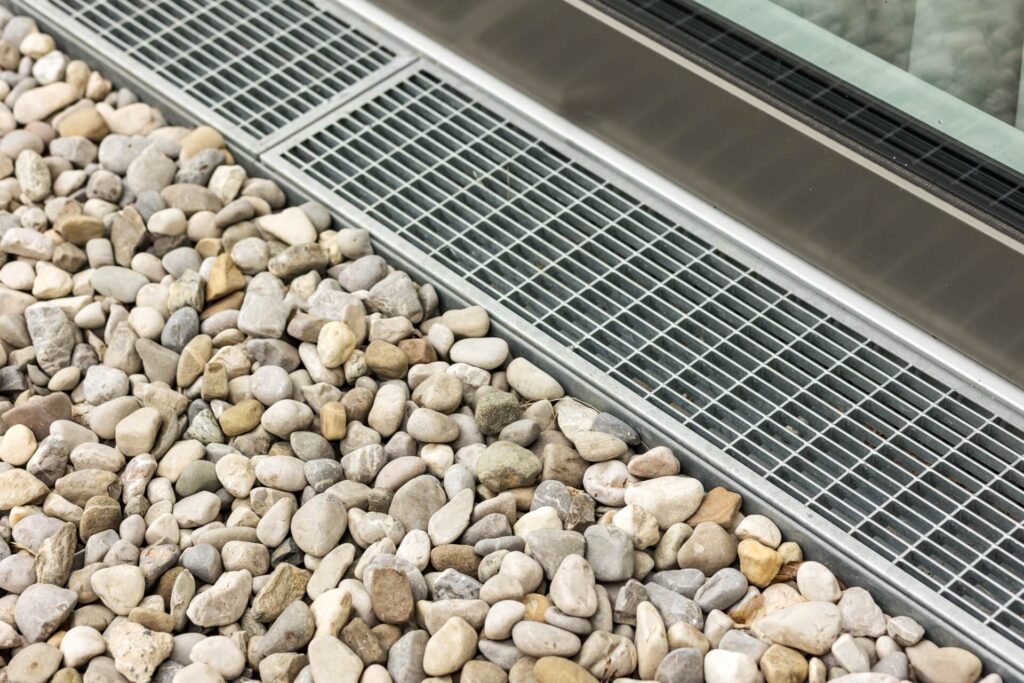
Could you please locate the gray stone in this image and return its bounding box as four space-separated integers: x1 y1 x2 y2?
25 305 75 376
524 529 585 579
238 292 292 339
644 581 703 629
50 136 98 167
180 543 223 585
613 579 648 625
366 271 423 323
694 568 748 612
463 513 513 547
175 148 225 186
291 494 347 556
387 630 428 683
650 568 706 598
99 134 150 174
338 255 388 292
125 144 177 195
718 629 769 661
655 647 703 683
305 459 344 492
584 524 634 582
259 600 315 657
432 568 481 601
390 475 447 533
474 535 524 556
838 587 887 638
15 583 77 642
161 307 200 353
591 411 640 445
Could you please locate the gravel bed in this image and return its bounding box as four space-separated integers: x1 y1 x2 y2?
0 7 998 683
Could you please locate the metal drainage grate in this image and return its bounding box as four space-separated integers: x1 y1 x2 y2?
278 67 1024 647
47 0 399 142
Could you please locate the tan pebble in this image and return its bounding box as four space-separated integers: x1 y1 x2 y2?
205 252 246 301
320 402 347 440
200 361 229 401
219 399 264 437
177 335 213 387
364 340 409 379
317 321 357 369
686 486 742 526
626 446 680 478
778 541 803 564
180 125 225 160
200 290 244 320
738 538 784 588
0 424 36 466
369 567 413 625
666 621 710 655
509 657 538 683
195 237 223 258
760 643 809 683
57 107 109 141
521 594 551 622
55 214 104 245
398 338 437 365
533 656 597 683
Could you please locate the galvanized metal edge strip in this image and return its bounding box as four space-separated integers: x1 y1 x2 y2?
330 0 1024 433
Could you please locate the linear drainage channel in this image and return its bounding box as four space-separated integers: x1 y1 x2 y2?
266 64 1024 660
23 0 1024 674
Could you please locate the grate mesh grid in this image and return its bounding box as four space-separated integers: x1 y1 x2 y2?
49 0 397 140
280 69 1024 646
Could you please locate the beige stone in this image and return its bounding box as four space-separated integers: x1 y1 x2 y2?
760 644 809 683
533 657 598 683
219 399 264 437
738 538 784 588
206 253 246 301
320 402 347 440
57 107 109 141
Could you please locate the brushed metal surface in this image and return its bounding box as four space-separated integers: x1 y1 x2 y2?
365 0 1024 388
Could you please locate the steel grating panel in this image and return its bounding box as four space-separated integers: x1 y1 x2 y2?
277 67 1024 647
47 0 399 143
